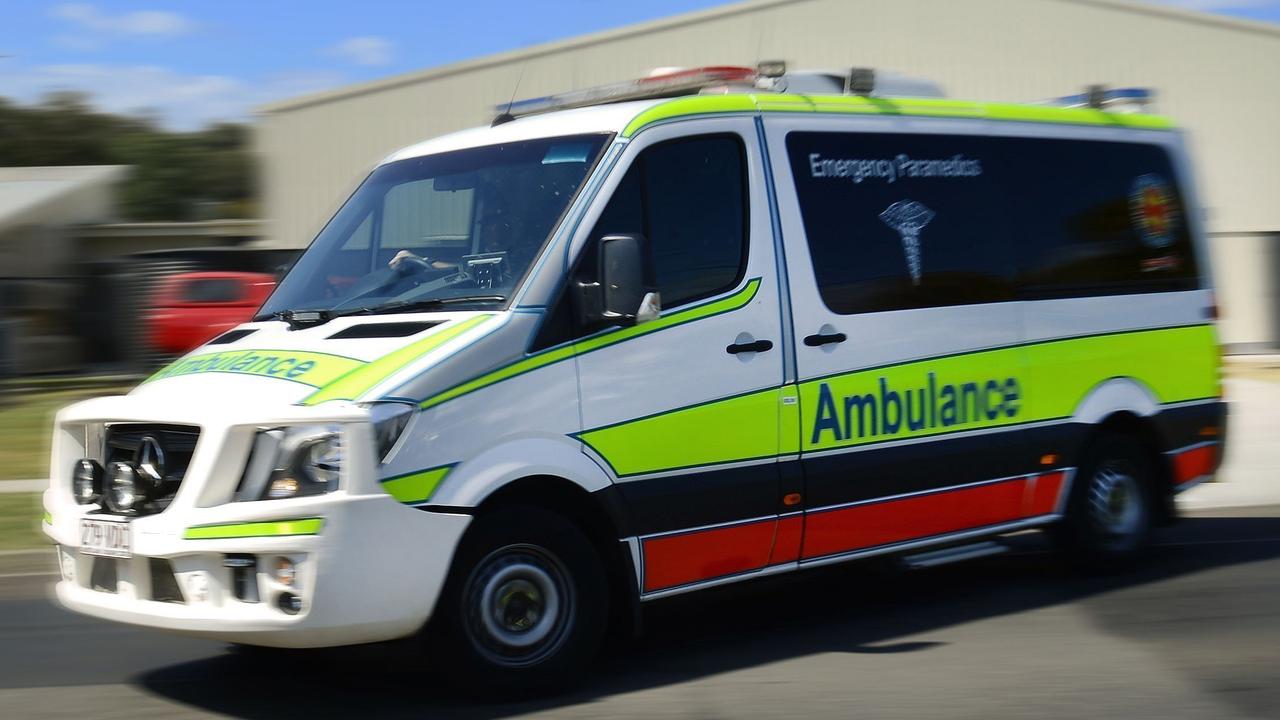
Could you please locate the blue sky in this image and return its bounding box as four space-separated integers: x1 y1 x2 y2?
1 1 1277 129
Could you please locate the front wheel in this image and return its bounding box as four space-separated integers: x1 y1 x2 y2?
1056 433 1155 570
427 506 608 696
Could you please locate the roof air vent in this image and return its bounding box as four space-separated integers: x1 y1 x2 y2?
207 328 257 345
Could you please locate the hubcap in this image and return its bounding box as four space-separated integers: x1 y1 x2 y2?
1089 466 1142 538
464 544 573 667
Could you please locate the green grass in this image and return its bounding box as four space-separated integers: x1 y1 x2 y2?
0 493 48 550
0 385 133 481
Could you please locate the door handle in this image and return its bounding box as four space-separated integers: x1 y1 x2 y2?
726 339 774 355
803 331 847 347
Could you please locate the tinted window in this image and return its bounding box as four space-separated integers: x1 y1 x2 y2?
787 132 1198 316
1004 139 1198 298
787 132 1015 315
179 278 242 303
590 135 748 307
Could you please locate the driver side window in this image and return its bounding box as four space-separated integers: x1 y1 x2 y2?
590 134 748 308
534 133 750 349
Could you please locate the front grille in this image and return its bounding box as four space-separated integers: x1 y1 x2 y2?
101 423 200 516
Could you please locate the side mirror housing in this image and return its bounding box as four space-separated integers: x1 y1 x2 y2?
577 233 658 328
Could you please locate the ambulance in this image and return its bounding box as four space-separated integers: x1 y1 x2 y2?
42 65 1226 689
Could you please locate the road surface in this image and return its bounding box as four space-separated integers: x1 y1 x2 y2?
2 504 1278 719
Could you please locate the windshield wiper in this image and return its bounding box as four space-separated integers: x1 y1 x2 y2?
332 295 507 318
272 296 504 329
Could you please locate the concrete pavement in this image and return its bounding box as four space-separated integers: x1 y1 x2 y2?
1178 377 1280 511
1 506 1278 718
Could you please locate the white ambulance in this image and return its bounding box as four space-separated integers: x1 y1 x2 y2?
43 65 1225 690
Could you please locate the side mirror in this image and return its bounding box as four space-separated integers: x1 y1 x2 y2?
578 233 658 328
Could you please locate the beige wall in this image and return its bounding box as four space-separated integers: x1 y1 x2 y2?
1210 232 1280 352
257 0 1280 347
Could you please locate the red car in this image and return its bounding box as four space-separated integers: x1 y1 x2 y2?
146 272 275 355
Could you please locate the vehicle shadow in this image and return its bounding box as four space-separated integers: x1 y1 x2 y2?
136 513 1280 719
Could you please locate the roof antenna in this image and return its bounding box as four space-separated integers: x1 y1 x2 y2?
492 66 525 126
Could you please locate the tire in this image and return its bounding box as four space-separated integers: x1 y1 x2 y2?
427 505 609 697
1056 433 1155 570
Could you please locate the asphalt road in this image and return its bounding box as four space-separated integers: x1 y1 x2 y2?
2 505 1279 719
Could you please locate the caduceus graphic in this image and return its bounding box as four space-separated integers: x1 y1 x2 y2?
879 200 935 285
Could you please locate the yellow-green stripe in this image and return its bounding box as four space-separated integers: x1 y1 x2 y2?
622 94 1176 137
146 349 364 388
800 324 1217 452
42 511 53 525
380 465 453 504
574 324 1218 476
183 517 324 540
578 386 781 477
420 278 761 410
302 315 494 405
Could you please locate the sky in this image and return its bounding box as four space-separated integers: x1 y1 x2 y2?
0 0 1277 130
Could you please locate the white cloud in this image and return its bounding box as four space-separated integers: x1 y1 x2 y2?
49 33 102 52
325 36 394 66
0 63 347 130
50 3 193 37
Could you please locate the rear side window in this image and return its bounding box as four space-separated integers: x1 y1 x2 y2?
786 132 1015 315
786 131 1199 315
1005 139 1198 298
590 134 748 308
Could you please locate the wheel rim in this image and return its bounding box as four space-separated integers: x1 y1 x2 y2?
463 544 574 668
1088 464 1144 542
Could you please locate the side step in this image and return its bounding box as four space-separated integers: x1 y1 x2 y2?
900 541 1008 570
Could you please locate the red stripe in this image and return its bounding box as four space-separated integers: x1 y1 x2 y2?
640 470 1076 592
1027 471 1067 516
1174 444 1216 485
801 479 1028 560
642 519 775 592
768 515 803 565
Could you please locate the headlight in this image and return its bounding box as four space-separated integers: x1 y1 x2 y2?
106 461 142 512
72 459 104 505
236 425 342 502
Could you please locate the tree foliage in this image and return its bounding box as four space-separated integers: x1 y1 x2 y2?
0 92 257 221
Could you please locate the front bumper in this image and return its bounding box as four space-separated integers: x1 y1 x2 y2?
43 393 471 648
47 492 470 647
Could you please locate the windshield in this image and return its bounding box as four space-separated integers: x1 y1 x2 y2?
257 134 609 320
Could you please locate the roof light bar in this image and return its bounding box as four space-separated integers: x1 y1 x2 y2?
1046 86 1154 113
491 63 949 123
499 66 758 119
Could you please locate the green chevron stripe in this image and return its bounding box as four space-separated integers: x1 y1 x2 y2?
419 278 762 410
302 315 495 405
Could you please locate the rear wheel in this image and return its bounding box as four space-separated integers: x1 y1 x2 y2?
1057 433 1155 570
428 506 608 696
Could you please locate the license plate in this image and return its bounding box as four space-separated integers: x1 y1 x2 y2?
79 518 131 558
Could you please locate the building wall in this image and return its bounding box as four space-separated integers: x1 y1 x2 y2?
257 0 1280 348
1209 232 1280 354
